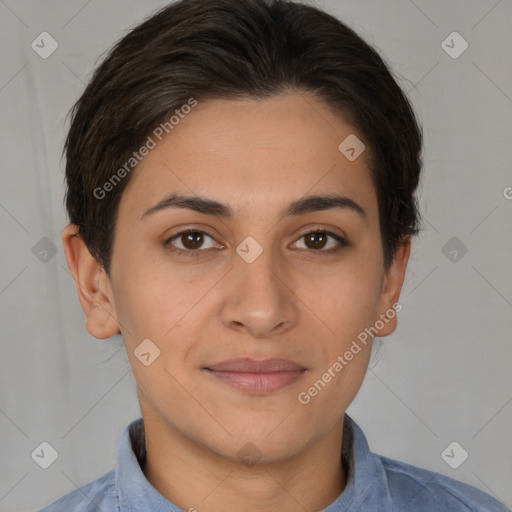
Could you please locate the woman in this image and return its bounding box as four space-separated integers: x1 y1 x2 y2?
40 0 510 510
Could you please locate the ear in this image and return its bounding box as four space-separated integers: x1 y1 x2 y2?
373 236 411 337
61 223 120 339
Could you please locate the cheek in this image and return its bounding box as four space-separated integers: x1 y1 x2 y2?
296 272 378 410
304 259 383 340
111 267 183 347
112 256 223 359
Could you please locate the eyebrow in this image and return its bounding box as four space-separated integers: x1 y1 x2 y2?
140 192 367 221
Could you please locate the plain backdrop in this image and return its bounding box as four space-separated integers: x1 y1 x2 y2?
0 1 511 510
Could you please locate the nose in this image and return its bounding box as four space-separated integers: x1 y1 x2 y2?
219 241 299 339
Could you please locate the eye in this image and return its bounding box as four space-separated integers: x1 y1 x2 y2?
292 229 348 254
163 228 348 258
164 229 220 257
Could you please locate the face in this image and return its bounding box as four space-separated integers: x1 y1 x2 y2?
64 92 409 464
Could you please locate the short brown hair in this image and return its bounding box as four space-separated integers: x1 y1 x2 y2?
63 0 423 276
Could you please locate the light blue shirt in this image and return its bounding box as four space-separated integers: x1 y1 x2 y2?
39 413 510 511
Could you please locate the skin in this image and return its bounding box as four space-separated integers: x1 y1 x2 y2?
62 92 410 512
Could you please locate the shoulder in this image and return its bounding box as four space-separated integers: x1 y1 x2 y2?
37 469 117 512
374 453 510 511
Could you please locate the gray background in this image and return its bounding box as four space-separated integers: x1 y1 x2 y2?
1 0 511 510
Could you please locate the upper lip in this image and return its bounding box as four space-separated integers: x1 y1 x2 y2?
205 357 306 373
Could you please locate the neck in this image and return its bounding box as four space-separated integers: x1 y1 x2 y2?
139 411 347 512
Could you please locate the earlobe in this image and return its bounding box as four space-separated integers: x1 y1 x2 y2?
61 223 120 339
374 236 411 338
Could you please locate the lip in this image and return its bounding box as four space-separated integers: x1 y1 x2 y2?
204 357 307 393
206 357 305 373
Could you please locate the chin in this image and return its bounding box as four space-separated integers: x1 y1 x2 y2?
203 421 314 464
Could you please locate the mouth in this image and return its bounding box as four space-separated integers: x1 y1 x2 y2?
203 357 307 394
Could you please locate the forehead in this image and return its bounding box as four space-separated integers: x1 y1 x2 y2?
118 92 377 221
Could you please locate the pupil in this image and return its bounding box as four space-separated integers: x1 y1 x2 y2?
184 232 202 249
308 232 325 249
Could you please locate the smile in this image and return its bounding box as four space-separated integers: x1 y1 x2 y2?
203 357 308 393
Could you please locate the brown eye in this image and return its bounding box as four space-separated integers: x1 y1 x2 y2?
180 231 205 250
293 230 347 254
304 231 328 250
164 230 218 256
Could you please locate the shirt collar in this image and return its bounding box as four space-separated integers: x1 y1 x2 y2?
115 412 391 511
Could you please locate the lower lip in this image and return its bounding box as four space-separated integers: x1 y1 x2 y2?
205 370 306 393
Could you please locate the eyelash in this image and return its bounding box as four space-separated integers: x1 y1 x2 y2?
163 229 348 258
